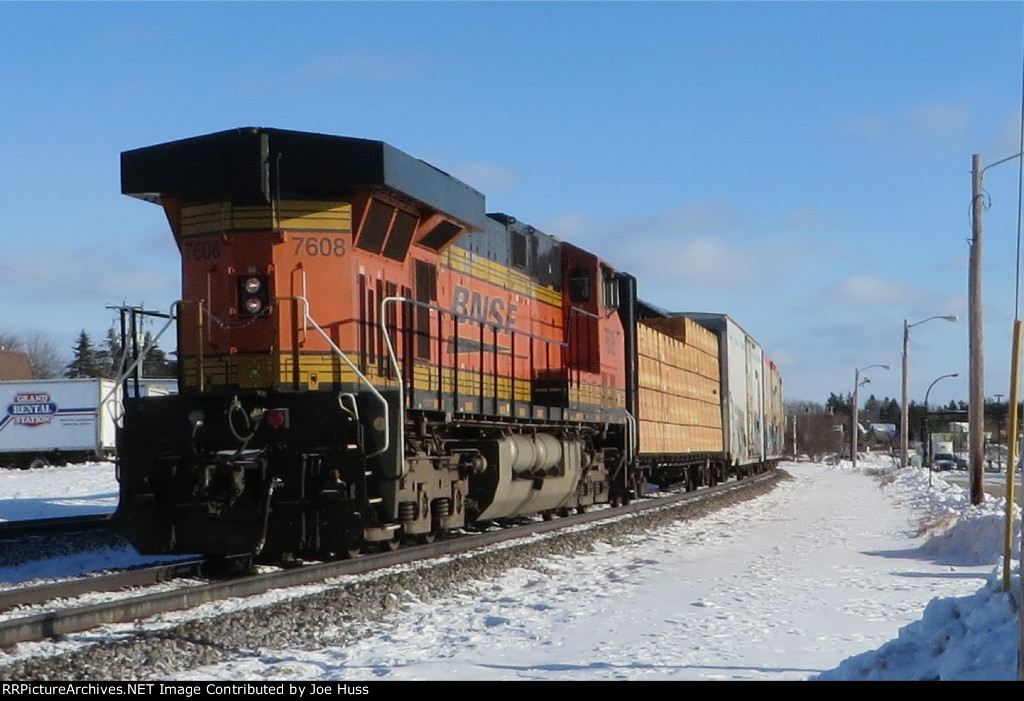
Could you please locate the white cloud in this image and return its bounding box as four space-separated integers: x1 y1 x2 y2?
293 51 429 84
818 275 963 324
538 202 811 294
0 249 174 305
783 206 849 232
822 274 908 308
838 101 972 158
910 102 970 140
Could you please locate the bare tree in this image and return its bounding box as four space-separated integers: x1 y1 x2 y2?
785 400 850 462
25 331 65 379
0 329 66 379
0 332 22 352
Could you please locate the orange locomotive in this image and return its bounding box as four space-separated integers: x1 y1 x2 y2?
114 127 779 563
115 128 631 561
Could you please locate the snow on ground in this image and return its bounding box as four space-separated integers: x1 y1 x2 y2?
0 460 118 522
0 455 1020 680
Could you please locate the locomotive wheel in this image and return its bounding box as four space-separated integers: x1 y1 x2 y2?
378 534 401 552
202 555 254 578
339 544 363 560
629 475 643 502
404 529 436 545
541 510 555 521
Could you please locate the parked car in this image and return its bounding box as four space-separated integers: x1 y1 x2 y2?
933 452 958 471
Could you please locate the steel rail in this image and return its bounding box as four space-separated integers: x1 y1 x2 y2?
0 559 206 613
0 470 781 648
0 514 112 540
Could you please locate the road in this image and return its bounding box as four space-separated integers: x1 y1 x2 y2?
944 471 1021 504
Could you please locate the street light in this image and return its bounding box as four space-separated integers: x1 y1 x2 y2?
852 363 890 470
924 373 959 486
901 315 959 467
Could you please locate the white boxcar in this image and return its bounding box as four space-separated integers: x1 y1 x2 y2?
0 378 122 468
678 313 784 472
127 378 177 397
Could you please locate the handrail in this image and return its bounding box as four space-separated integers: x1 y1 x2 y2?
624 410 637 465
380 295 635 431
380 296 408 470
277 295 391 460
100 301 182 437
380 294 571 472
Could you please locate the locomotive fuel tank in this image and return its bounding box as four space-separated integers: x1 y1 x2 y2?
454 433 588 520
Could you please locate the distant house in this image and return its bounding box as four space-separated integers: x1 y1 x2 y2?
0 350 31 380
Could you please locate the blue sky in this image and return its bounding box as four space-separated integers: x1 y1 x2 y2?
3 1 1024 405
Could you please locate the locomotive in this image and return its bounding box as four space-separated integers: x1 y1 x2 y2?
113 127 783 563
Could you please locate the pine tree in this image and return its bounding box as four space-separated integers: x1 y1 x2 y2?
102 327 125 379
64 330 105 378
863 394 881 423
825 392 851 417
141 333 177 378
879 398 901 425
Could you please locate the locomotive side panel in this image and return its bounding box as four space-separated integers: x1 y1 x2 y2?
559 242 627 424
433 217 567 419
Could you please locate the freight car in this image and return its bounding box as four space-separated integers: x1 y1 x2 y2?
112 127 782 564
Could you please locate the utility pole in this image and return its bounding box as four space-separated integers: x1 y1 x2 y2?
968 150 1024 679
901 321 911 467
970 154 985 505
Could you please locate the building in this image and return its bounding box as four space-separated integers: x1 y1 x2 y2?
0 350 32 381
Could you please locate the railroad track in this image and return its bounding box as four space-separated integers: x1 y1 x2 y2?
0 514 112 540
0 559 207 612
0 470 782 649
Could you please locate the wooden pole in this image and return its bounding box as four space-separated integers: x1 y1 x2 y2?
970 154 985 505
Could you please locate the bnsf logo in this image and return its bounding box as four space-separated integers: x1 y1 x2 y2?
452 285 519 331
7 393 57 426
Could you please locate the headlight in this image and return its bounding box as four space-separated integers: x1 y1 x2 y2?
237 274 269 317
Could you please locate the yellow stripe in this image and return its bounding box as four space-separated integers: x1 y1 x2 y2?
442 247 562 307
182 353 623 414
180 200 353 236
